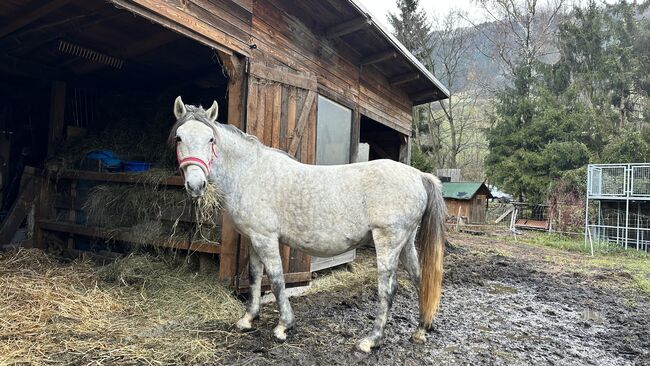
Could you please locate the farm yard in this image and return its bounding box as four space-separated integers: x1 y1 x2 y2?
2 232 648 365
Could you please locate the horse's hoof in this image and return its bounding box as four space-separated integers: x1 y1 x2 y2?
355 338 374 353
236 317 253 331
273 325 288 342
410 328 426 344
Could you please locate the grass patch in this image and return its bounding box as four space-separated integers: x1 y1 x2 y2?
520 233 650 293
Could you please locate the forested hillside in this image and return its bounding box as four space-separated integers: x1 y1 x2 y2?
391 0 650 203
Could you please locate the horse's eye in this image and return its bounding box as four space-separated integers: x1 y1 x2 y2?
175 136 181 142
209 137 214 143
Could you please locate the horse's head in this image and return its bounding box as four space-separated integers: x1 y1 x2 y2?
170 96 219 198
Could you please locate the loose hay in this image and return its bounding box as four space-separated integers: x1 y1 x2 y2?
0 248 244 365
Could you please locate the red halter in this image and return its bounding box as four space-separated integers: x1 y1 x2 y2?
176 142 217 178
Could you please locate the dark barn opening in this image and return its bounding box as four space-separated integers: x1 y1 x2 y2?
359 115 402 161
0 1 229 213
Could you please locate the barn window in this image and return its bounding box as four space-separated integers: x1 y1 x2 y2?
316 95 352 165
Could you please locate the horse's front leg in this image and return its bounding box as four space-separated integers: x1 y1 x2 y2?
236 248 263 331
250 235 294 341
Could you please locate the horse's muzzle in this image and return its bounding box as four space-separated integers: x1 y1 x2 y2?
185 179 207 198
183 166 208 198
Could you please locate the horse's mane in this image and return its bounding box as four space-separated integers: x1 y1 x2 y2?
168 104 295 160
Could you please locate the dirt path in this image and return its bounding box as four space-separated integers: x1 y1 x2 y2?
211 233 650 365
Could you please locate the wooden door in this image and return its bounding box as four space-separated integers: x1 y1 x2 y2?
237 62 318 289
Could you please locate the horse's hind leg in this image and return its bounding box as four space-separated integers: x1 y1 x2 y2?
249 235 294 341
399 231 420 290
356 228 407 353
236 248 263 331
399 231 427 343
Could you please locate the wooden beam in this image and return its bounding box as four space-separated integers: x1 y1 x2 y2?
361 50 397 66
326 17 371 38
218 51 246 285
38 220 221 254
288 90 317 157
249 62 317 91
48 169 185 186
112 0 241 56
410 89 436 103
0 0 73 39
389 72 420 87
77 31 179 74
350 110 360 163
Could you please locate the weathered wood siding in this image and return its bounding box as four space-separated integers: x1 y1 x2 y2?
250 0 413 134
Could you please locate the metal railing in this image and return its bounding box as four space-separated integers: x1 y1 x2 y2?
587 163 650 199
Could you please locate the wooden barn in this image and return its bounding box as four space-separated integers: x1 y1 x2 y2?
442 182 492 224
0 0 449 290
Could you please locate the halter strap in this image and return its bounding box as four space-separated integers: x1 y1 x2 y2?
176 143 217 178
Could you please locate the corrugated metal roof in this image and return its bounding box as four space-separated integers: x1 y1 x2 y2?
442 182 487 201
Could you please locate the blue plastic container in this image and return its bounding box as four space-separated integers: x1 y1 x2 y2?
85 150 122 171
123 161 151 172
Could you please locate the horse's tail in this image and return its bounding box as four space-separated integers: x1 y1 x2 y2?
417 173 446 329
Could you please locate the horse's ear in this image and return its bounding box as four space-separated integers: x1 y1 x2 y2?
206 100 219 123
174 96 186 119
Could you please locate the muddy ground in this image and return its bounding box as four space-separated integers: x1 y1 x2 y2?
207 233 650 365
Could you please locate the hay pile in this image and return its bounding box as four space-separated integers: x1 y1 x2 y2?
0 248 244 365
81 177 222 247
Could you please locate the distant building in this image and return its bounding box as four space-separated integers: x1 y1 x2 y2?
442 182 493 224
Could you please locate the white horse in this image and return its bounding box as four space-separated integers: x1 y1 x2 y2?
170 97 446 353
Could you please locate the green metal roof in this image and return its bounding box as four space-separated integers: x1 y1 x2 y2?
442 182 489 200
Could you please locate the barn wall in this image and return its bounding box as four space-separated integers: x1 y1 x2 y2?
250 0 413 134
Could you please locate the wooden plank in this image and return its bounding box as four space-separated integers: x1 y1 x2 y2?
218 213 239 284
248 62 317 91
271 83 282 148
286 87 297 151
263 82 275 145
255 81 266 139
389 72 420 86
0 0 73 38
237 271 312 289
246 79 259 136
111 0 241 56
38 220 221 254
0 179 35 246
361 50 397 65
288 90 316 157
326 17 371 38
50 169 184 186
219 51 247 285
350 110 360 162
279 86 289 150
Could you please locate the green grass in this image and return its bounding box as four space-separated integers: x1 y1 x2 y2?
521 233 650 293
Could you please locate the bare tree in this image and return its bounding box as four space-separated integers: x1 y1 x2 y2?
422 11 483 170
471 0 566 84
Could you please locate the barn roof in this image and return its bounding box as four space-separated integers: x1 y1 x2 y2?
442 182 493 201
290 0 450 105
345 0 450 104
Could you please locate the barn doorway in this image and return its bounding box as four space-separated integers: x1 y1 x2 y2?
359 115 402 161
0 1 230 214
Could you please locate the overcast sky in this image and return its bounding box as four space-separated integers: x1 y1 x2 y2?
356 0 483 30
